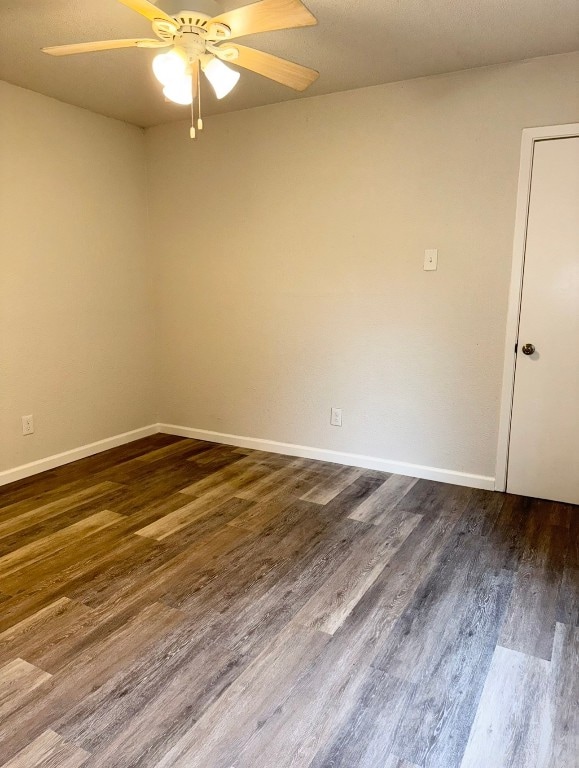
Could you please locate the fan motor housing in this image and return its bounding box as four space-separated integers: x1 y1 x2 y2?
152 11 231 43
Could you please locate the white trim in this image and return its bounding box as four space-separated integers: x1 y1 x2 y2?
0 425 158 487
159 424 495 490
495 123 579 492
0 420 496 491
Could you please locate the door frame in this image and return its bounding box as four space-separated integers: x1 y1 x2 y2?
495 122 579 492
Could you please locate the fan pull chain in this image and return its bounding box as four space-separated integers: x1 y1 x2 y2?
190 60 199 139
197 64 203 131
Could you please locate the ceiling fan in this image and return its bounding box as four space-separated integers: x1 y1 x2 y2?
42 0 319 138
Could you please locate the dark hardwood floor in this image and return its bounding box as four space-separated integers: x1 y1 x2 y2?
0 434 576 767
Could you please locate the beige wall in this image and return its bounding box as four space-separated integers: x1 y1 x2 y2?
2 53 578 480
146 52 579 479
0 81 156 472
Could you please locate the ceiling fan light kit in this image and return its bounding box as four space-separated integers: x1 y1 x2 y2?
202 57 241 99
41 0 319 140
162 77 194 105
152 47 188 86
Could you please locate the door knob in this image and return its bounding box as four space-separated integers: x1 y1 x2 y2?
521 343 535 355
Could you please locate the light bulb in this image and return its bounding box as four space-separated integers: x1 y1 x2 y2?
163 76 193 105
153 48 187 87
202 57 240 99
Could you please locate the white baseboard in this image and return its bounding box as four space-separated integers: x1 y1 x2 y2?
0 422 496 492
159 424 496 491
0 425 158 488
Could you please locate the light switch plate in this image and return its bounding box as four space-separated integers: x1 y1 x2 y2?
424 249 438 271
330 407 342 427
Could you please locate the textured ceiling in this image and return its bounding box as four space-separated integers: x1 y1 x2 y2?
1 0 578 127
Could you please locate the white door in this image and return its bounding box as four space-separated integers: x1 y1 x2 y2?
507 136 579 504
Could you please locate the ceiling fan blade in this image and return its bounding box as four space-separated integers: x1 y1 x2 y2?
118 0 178 28
210 0 316 40
218 44 318 90
42 39 168 56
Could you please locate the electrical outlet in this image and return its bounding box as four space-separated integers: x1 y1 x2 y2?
330 407 342 427
22 414 34 436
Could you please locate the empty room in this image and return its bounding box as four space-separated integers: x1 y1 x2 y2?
0 0 577 766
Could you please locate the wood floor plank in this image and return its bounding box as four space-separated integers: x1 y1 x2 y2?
94 456 208 495
154 624 330 768
548 622 579 768
0 479 92 519
300 465 363 505
0 495 127 561
0 510 123 584
192 444 246 466
499 513 567 660
441 486 506 540
56 538 173 609
307 669 415 768
0 481 120 533
226 466 363 536
224 450 297 470
233 459 310 501
556 506 578 627
485 493 536 570
0 520 165 622
34 600 183 676
556 557 579 628
373 535 509 681
349 473 418 525
0 597 93 667
331 511 462 669
227 489 301 532
134 492 252 542
86 439 214 483
227 650 374 767
459 624 578 768
75 508 253 613
134 437 209 463
231 609 413 768
162 500 327 616
293 507 421 634
201 502 385 671
0 539 123 602
366 499 515 767
459 644 552 768
101 483 201 522
391 479 474 519
82 523 257 628
0 729 89 768
177 458 268 498
56 626 245 767
0 603 184 763
382 553 513 767
0 435 169 506
0 658 52 720
168 511 359 663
